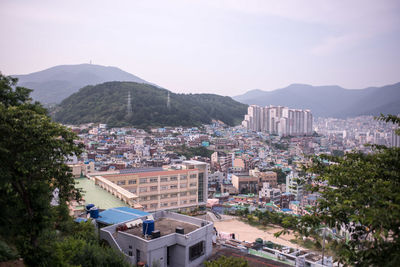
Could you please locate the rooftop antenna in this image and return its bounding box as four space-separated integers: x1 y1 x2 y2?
167 91 171 109
127 91 132 115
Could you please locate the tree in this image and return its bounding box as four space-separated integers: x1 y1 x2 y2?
0 73 83 265
204 256 249 267
272 168 287 184
298 115 400 266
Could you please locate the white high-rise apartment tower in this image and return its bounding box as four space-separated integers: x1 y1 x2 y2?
242 105 313 136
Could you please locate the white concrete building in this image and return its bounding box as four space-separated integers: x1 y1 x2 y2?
242 105 313 136
100 209 214 267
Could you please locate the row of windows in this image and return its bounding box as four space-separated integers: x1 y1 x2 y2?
127 187 197 196
141 198 197 209
116 174 196 186
138 192 196 201
138 183 197 192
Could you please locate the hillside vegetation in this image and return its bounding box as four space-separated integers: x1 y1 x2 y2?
54 81 247 127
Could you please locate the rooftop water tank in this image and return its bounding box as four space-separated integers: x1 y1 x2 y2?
142 220 155 236
89 207 99 219
85 204 95 212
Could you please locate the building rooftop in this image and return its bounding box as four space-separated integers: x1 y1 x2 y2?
122 217 199 239
103 168 197 179
97 207 150 225
119 167 163 174
75 178 129 209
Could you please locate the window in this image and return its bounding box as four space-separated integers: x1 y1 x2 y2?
180 183 187 188
190 199 197 203
128 251 133 256
170 193 178 198
140 196 148 201
136 250 141 263
170 176 178 181
181 200 187 204
128 179 136 184
170 185 178 189
150 195 158 200
190 190 197 195
129 188 137 193
198 172 204 202
150 177 158 183
150 186 158 191
117 180 126 185
161 185 168 191
161 202 168 207
189 241 205 261
150 203 158 208
170 202 178 206
190 182 197 187
139 187 147 193
160 177 168 182
180 192 187 196
140 178 148 184
180 175 187 180
161 194 169 199
190 174 197 179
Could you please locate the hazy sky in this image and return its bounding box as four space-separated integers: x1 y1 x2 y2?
1 0 400 96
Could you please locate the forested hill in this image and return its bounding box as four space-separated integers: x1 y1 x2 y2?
54 81 248 127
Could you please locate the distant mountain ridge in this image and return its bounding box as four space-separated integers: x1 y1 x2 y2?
54 81 247 127
233 83 400 118
13 64 154 104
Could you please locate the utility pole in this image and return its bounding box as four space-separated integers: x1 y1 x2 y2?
321 227 326 266
127 91 132 115
167 91 170 109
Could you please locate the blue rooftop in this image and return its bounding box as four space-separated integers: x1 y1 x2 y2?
96 207 150 225
281 208 293 212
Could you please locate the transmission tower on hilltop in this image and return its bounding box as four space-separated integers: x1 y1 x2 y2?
167 91 171 109
127 91 132 115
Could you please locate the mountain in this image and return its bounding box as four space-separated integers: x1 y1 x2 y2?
233 83 400 117
13 64 154 104
54 81 248 127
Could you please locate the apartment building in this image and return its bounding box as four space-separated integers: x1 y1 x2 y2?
286 171 304 202
259 183 281 204
242 105 313 136
99 160 208 212
231 174 259 194
250 169 278 188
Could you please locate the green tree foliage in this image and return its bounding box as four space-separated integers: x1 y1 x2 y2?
204 256 249 267
331 149 344 157
234 208 298 230
0 73 83 264
0 73 128 266
173 145 214 159
0 240 19 262
272 168 287 184
298 115 400 266
377 114 400 135
54 81 248 127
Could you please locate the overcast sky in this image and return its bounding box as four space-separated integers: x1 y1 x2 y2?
1 0 400 96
